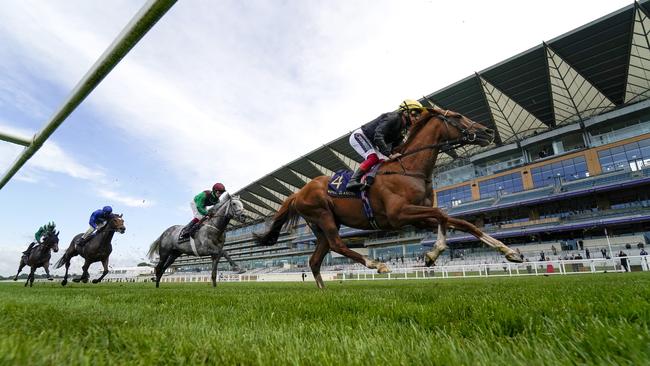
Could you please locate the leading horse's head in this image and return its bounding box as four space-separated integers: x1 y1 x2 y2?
109 214 126 234
43 228 60 253
208 193 246 223
229 195 245 222
418 108 495 147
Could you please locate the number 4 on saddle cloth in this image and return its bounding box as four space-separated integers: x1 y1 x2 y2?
327 167 381 229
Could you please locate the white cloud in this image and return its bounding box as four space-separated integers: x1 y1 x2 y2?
0 122 105 182
97 188 154 208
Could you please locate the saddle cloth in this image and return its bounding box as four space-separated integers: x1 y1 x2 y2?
327 170 360 198
327 166 381 198
326 168 381 229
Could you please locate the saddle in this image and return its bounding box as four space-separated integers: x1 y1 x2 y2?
76 225 105 248
178 218 207 243
22 243 38 261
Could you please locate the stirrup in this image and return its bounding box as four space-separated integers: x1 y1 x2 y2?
347 179 368 192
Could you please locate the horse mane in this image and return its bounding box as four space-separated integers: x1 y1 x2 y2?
208 196 230 217
394 109 438 154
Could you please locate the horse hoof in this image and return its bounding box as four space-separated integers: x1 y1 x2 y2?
13 278 17 281
505 252 523 263
47 277 53 281
61 280 68 286
376 263 391 274
82 278 89 283
72 278 81 283
92 279 100 284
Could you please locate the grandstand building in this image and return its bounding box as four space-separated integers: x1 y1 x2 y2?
173 2 650 273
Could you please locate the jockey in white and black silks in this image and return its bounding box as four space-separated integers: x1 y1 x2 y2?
347 99 426 191
180 182 226 239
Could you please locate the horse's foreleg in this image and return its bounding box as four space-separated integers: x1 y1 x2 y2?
14 260 26 281
446 217 521 263
92 258 109 284
390 206 450 266
425 222 448 267
309 229 330 289
44 261 53 280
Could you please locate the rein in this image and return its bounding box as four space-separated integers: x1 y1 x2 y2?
203 199 241 232
377 112 477 181
390 113 477 160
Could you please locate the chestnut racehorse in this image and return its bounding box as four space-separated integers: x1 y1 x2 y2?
255 108 523 288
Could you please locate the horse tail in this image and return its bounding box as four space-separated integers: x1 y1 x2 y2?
54 251 68 269
254 194 300 246
147 234 163 260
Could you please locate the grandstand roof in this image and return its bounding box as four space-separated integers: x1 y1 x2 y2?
232 1 650 222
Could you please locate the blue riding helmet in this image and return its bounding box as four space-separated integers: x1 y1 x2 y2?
102 206 113 214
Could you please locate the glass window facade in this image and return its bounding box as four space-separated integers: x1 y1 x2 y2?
531 156 588 187
598 138 650 173
436 185 472 208
478 172 523 199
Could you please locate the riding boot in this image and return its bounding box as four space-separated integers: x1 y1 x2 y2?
188 220 202 238
78 236 90 247
22 242 36 260
346 168 367 191
180 220 196 240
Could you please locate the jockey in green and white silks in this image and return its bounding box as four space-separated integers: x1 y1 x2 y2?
180 183 226 239
22 222 56 258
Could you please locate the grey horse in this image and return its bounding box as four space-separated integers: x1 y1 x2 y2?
148 193 245 288
55 214 126 286
14 228 59 287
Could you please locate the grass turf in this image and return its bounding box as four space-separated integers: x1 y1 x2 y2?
1 273 649 365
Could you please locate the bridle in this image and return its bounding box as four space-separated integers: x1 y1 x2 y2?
393 110 479 160
203 198 244 232
378 110 485 181
41 232 59 250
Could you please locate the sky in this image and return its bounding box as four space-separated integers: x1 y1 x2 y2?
0 0 633 277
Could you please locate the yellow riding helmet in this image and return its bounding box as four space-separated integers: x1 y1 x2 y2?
399 99 424 112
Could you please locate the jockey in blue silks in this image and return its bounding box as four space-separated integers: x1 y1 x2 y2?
80 206 113 245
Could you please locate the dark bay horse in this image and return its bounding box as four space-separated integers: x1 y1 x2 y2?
148 194 245 288
13 229 59 287
255 108 523 288
55 214 126 286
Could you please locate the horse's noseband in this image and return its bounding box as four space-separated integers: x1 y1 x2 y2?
463 132 477 142
440 114 477 144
